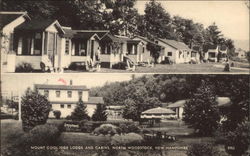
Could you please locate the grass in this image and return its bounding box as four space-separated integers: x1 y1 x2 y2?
96 63 248 73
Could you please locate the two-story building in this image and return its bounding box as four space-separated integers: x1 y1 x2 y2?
34 84 104 118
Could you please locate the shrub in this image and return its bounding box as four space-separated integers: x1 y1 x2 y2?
187 143 218 156
21 88 51 132
112 62 127 70
8 124 62 156
111 133 143 146
225 122 250 156
119 123 141 134
15 62 34 72
68 62 87 71
93 124 119 136
53 110 61 119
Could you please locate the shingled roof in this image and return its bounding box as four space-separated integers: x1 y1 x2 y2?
34 84 88 91
142 107 175 115
15 19 64 34
0 12 30 30
157 38 191 50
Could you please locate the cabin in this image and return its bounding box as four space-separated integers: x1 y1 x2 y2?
99 34 124 68
61 28 109 68
35 83 104 118
167 97 231 120
132 35 163 63
155 38 192 64
141 107 176 120
13 19 65 71
203 44 228 62
0 11 30 72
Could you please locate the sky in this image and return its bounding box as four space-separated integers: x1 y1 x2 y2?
1 74 140 96
135 0 249 43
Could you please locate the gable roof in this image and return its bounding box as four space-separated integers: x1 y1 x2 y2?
88 97 104 104
167 97 231 108
133 35 159 46
203 44 218 52
15 19 65 34
0 11 30 30
34 84 88 91
157 38 191 50
142 107 175 115
63 29 109 39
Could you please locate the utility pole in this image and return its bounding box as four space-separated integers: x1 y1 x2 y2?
18 90 21 121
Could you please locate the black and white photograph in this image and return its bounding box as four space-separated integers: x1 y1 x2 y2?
0 0 249 156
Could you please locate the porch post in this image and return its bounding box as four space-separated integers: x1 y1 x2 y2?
30 37 34 55
17 37 22 55
132 45 135 55
41 32 45 55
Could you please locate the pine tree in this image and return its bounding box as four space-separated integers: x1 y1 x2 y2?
183 80 220 136
92 104 107 121
21 88 51 131
71 99 90 121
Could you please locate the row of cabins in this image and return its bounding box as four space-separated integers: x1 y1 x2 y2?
1 12 227 72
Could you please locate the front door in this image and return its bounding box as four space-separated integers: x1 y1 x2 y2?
47 32 56 67
91 40 94 61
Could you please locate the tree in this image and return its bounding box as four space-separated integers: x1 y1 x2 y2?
246 51 250 63
144 0 172 39
183 81 220 136
70 99 90 121
21 88 51 131
205 23 223 45
225 122 250 156
92 104 107 121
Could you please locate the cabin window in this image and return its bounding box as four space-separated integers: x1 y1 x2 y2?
67 91 72 98
142 47 145 53
44 90 49 97
60 104 64 108
78 91 83 99
34 33 42 55
74 40 87 56
67 104 71 109
56 91 60 97
127 44 137 55
167 52 172 56
191 52 196 57
21 36 31 55
65 39 70 55
209 52 216 58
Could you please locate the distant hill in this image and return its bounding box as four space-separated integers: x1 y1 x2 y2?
234 40 249 51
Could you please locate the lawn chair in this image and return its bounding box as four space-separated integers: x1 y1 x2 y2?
126 59 136 71
40 56 54 72
147 59 154 68
88 59 101 72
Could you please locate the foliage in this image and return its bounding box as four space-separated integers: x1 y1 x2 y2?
92 104 107 121
68 62 87 71
53 110 61 119
246 51 250 63
70 99 90 121
15 62 34 73
93 124 120 136
21 88 51 131
119 123 141 134
225 122 250 156
111 133 143 146
187 143 219 156
112 62 127 70
183 80 220 136
8 124 61 156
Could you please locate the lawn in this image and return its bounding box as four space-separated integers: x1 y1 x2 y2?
78 63 248 73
